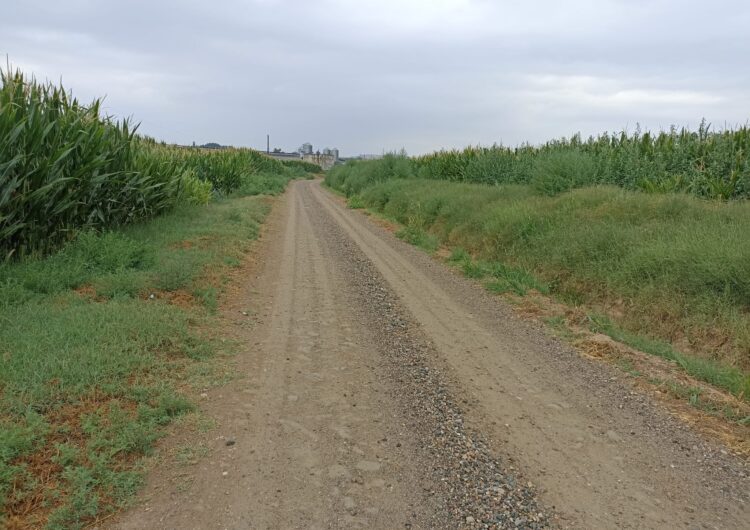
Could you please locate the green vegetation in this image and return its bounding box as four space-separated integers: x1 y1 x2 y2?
0 65 298 527
586 314 749 400
446 248 549 296
161 146 288 196
326 122 750 200
326 157 750 400
347 194 365 209
396 223 440 253
280 159 323 174
0 187 282 528
0 67 291 259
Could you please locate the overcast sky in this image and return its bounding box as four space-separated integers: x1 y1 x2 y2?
3 0 749 155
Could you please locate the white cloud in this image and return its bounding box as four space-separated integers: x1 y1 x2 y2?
523 74 724 108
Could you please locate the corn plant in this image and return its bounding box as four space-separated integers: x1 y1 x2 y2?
0 68 290 259
0 69 182 258
372 121 750 200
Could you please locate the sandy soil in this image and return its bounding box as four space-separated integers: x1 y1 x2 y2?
110 180 748 529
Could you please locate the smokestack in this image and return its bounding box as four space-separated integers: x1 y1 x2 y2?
266 134 270 154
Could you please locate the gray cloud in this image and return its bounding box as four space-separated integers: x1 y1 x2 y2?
3 0 749 155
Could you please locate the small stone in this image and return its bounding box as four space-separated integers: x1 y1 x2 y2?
222 471 229 477
225 438 236 446
465 516 475 524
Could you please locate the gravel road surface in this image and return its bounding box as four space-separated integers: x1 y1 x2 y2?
112 180 748 529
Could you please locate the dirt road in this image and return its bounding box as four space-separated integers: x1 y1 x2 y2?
113 180 748 529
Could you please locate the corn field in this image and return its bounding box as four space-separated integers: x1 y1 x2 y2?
410 123 750 199
329 123 750 200
0 68 286 259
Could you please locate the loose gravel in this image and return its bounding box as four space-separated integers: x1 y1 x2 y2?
309 196 553 529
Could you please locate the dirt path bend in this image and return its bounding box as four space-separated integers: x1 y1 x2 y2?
113 180 748 529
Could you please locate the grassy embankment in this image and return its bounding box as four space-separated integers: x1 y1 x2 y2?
0 68 308 528
325 141 750 416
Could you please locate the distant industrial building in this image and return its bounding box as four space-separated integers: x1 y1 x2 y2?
296 143 340 169
322 147 340 160
264 142 340 170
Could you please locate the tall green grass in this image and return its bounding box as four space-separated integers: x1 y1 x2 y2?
0 67 290 259
327 122 750 199
160 146 289 195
